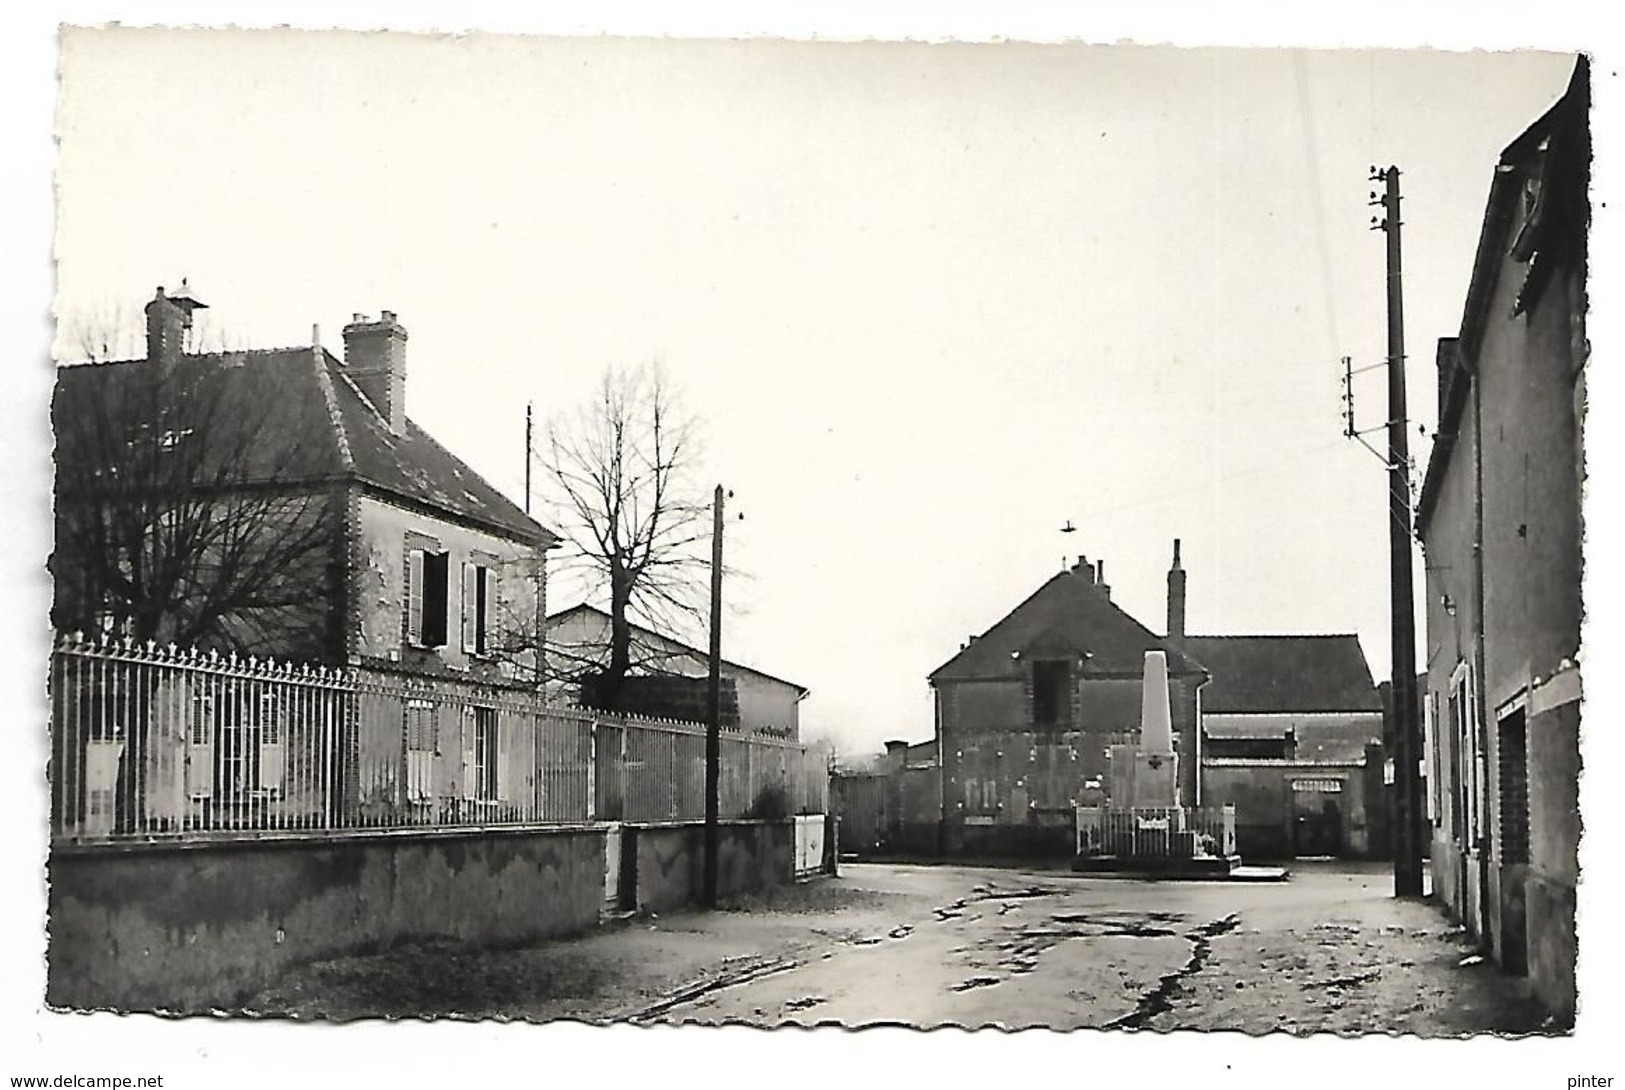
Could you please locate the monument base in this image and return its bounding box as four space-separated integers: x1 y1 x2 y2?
1070 852 1243 878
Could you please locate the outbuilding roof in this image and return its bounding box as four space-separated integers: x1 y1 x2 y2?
1178 634 1381 714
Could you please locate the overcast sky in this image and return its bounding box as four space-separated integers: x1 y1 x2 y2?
52 30 1579 758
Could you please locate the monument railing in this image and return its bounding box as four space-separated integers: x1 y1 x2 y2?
1075 804 1237 858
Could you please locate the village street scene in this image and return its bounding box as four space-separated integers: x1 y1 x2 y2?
12 14 1611 1088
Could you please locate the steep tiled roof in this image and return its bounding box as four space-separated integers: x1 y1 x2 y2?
54 349 348 485
1179 634 1381 714
322 354 551 544
929 568 1206 682
55 347 557 547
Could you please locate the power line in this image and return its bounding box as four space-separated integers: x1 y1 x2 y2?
1294 50 1342 359
1079 438 1348 521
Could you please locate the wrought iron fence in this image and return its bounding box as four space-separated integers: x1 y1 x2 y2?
49 634 828 845
1075 804 1238 859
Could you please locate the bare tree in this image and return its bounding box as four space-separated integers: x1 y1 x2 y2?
539 362 711 708
51 307 339 660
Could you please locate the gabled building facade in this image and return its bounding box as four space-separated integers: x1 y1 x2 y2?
1415 59 1586 1025
545 602 808 739
929 556 1208 855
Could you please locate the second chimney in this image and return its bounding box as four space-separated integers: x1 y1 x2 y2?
343 311 408 435
1167 539 1186 639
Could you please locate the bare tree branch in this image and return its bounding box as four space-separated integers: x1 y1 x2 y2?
536 361 710 706
52 307 337 660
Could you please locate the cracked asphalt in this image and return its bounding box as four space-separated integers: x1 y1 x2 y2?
251 861 1555 1034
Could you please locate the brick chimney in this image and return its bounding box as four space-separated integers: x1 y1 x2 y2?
1167 538 1186 639
144 281 206 369
1071 556 1096 584
343 311 408 435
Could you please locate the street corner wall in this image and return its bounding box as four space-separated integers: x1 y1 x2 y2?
1200 765 1290 858
1199 762 1374 860
1527 697 1580 1024
45 826 606 1013
1526 869 1576 1026
626 820 794 913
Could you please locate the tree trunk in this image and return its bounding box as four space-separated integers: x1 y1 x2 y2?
607 559 633 711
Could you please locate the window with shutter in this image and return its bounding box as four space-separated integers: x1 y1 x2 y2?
461 562 493 656
475 566 489 655
476 707 499 802
406 699 437 803
460 707 479 800
422 552 450 648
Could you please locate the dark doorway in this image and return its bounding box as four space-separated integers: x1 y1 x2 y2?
1293 789 1343 857
1497 706 1530 974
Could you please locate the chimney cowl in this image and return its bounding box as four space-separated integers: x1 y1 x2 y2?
144 281 205 368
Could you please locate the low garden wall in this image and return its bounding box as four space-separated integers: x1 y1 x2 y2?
47 825 606 1012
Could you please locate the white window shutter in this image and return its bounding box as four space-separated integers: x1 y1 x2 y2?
461 561 478 654
186 687 215 799
460 707 478 800
258 692 285 792
406 549 425 646
495 714 514 810
490 564 507 652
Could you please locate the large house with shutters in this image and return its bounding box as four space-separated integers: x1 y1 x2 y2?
53 287 560 680
51 286 561 831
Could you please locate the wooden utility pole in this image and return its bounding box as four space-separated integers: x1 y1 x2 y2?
1376 165 1424 898
703 484 725 907
524 402 533 515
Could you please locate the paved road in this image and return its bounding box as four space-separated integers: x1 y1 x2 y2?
624 862 1549 1033
255 860 1552 1034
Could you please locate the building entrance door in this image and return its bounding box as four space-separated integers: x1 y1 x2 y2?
1497 706 1531 974
1292 782 1343 857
